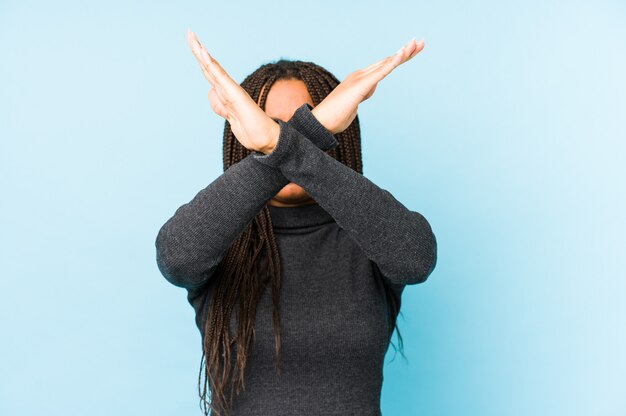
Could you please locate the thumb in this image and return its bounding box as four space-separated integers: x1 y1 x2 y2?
208 88 228 119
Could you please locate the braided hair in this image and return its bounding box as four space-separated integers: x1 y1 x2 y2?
197 59 405 416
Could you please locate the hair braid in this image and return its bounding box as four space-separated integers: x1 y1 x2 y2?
197 59 405 416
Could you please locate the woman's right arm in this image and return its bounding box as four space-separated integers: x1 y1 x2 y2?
155 112 337 290
155 154 288 290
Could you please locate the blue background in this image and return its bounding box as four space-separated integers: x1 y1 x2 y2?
1 0 624 414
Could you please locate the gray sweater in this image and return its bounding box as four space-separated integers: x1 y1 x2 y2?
155 103 437 415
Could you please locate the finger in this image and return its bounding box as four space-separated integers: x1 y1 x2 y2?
189 31 235 87
360 55 389 73
374 52 404 80
369 38 424 80
197 44 236 89
187 31 230 92
187 31 219 86
198 60 217 87
194 39 254 108
187 29 205 62
388 38 423 64
359 55 397 78
359 43 408 74
187 31 213 78
360 39 418 76
403 39 425 63
188 29 257 111
387 39 418 67
208 88 228 119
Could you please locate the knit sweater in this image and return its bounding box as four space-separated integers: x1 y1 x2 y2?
155 103 437 415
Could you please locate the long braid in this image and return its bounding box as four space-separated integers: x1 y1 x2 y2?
197 59 405 416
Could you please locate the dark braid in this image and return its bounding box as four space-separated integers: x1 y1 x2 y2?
197 59 405 416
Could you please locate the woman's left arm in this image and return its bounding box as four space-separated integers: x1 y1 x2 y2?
185 30 436 284
256 103 437 286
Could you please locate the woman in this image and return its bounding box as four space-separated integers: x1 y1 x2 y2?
155 29 437 416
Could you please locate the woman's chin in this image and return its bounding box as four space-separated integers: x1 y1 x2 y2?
268 184 315 207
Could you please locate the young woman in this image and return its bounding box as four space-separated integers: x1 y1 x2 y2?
155 29 437 416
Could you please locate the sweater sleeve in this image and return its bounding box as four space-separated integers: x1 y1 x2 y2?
252 103 438 286
155 116 338 290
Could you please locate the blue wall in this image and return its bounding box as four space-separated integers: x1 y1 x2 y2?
1 0 624 414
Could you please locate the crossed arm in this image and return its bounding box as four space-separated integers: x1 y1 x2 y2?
155 30 436 290
154 104 337 290
155 103 437 290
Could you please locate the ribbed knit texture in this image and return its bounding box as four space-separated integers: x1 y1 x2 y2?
155 103 437 415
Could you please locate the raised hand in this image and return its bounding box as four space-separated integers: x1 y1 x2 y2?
311 38 425 135
186 29 279 154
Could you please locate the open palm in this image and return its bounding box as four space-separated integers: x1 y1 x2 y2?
186 29 279 153
185 29 424 151
312 38 424 135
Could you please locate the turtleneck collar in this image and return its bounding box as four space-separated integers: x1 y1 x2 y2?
267 202 335 229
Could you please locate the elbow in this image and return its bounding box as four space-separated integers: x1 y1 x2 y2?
381 242 437 286
155 251 189 288
398 216 438 285
155 229 216 290
404 239 437 285
155 249 217 290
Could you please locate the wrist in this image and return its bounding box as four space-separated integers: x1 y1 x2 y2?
257 119 280 154
310 106 335 135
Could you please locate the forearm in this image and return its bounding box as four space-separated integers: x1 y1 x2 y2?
155 155 289 289
253 105 437 285
155 112 338 290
